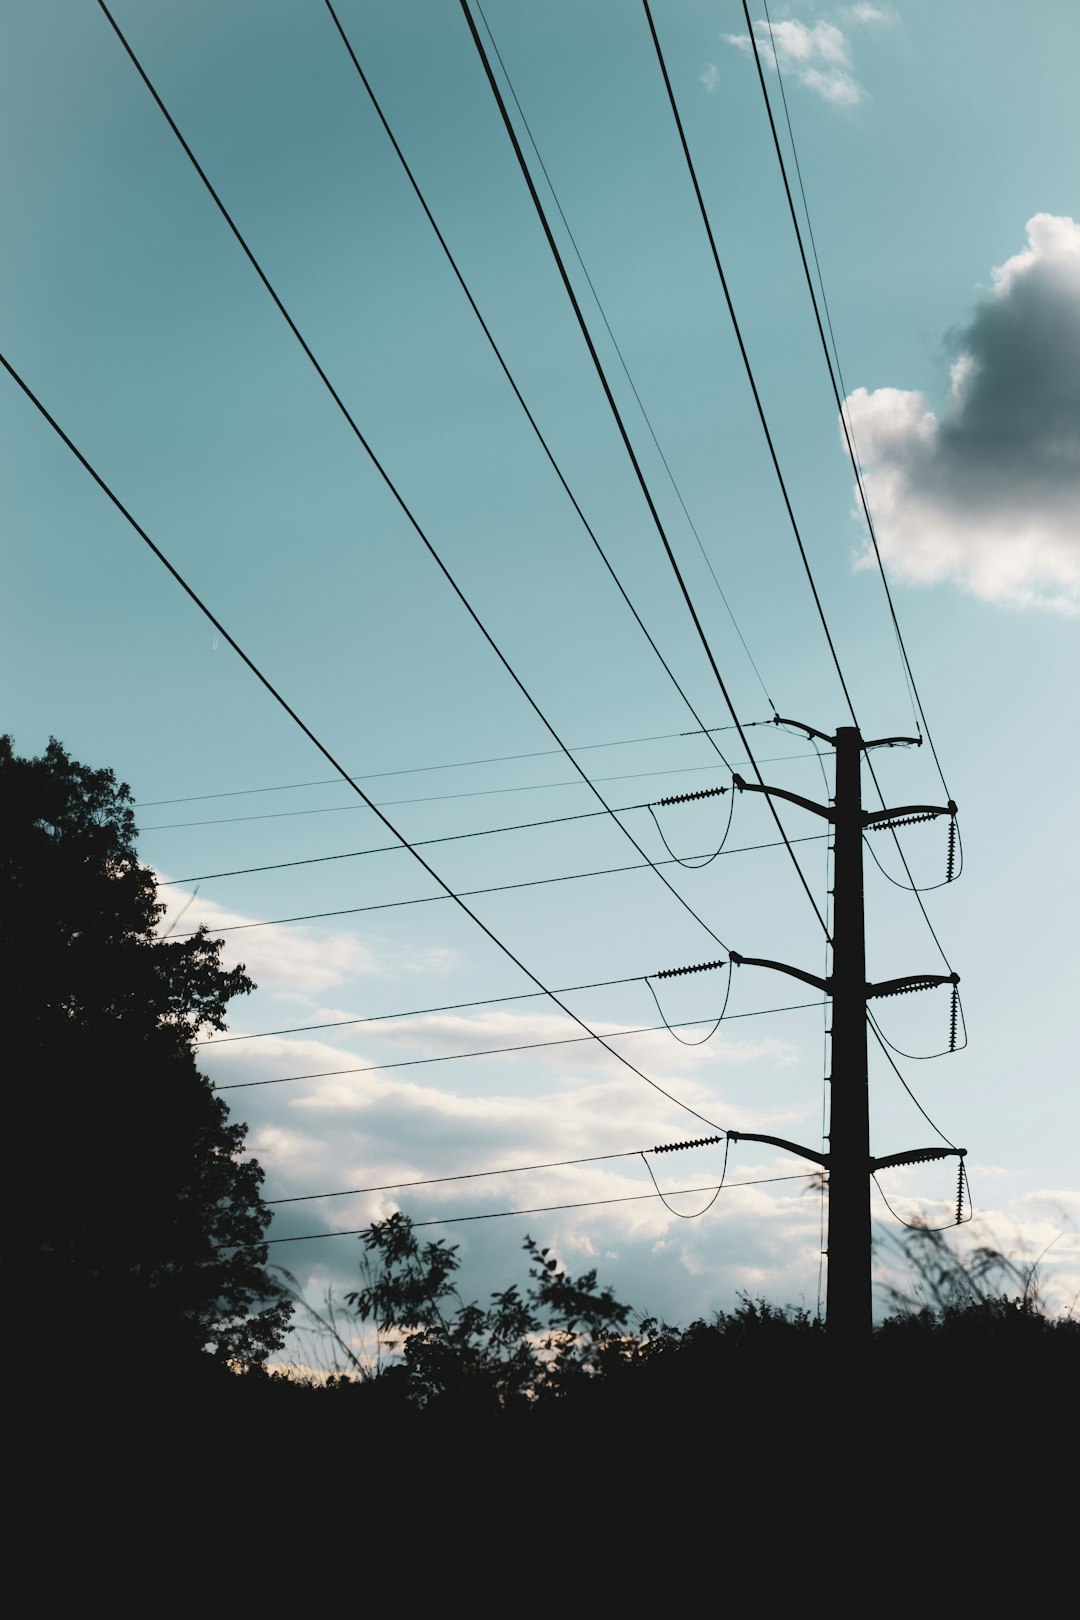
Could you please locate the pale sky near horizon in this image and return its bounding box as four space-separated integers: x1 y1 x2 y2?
4 0 1078 1359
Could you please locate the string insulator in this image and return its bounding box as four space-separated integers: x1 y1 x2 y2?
868 810 939 832
949 985 960 1051
657 785 728 807
955 1161 966 1225
655 958 726 980
651 1135 724 1155
946 817 957 883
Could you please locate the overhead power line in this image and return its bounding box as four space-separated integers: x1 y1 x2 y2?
137 721 763 809
94 1 731 962
747 0 951 799
0 349 725 1135
167 831 829 940
321 0 736 778
141 748 819 833
213 999 827 1091
460 0 828 941
259 1171 819 1245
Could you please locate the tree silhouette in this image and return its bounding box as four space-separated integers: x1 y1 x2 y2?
2 736 290 1382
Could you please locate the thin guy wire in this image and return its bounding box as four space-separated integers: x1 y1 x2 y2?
95 0 731 958
322 0 736 775
460 0 829 940
257 1172 818 1245
475 0 776 714
751 0 951 796
0 349 721 1134
197 992 827 1051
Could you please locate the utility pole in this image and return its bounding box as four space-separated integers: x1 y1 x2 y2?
722 719 963 1347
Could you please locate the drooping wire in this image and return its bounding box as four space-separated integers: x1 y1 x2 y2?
460 0 829 942
94 2 732 961
868 986 968 1062
872 1166 971 1233
646 786 735 869
474 0 777 716
0 347 724 1135
863 814 964 895
867 1014 959 1148
643 960 733 1048
640 1137 730 1218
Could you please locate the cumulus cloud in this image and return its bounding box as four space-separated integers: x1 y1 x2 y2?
724 15 864 106
845 214 1080 613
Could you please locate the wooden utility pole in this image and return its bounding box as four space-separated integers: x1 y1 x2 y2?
724 719 963 1346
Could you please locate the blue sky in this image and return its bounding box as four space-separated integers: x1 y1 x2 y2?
4 0 1078 1362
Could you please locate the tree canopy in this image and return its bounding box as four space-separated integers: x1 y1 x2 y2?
2 735 291 1381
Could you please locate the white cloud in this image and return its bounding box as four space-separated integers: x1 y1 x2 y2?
724 16 864 106
845 214 1080 614
702 61 721 93
844 2 897 25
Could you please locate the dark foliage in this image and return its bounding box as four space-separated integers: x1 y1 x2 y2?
2 736 291 1381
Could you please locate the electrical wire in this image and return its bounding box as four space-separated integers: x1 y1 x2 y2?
869 988 968 1062
162 815 821 888
748 0 951 798
322 0 736 777
257 1171 819 1245
640 1139 730 1218
267 1138 725 1206
646 787 736 870
0 347 721 1133
642 960 733 1048
140 749 819 833
198 990 827 1051
867 1013 958 1148
136 722 756 809
460 0 829 941
474 0 776 715
214 1010 746 1092
872 1167 971 1233
94 0 730 960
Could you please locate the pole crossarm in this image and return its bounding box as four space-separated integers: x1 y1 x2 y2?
864 800 957 828
726 1130 829 1169
771 715 835 747
870 1146 966 1172
731 774 833 821
728 950 830 994
863 735 923 752
867 971 959 1000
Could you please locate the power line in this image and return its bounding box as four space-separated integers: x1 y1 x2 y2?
94 0 731 962
460 0 829 941
137 721 761 809
748 0 951 799
197 977 825 1050
140 749 818 833
259 1172 819 1245
321 0 735 778
0 349 725 1135
474 0 776 715
162 811 819 888
215 997 829 1101
167 832 829 941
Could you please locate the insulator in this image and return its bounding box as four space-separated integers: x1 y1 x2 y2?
955 1161 966 1225
868 810 940 832
652 1135 724 1155
655 957 726 979
946 817 957 883
657 785 728 807
949 985 960 1051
